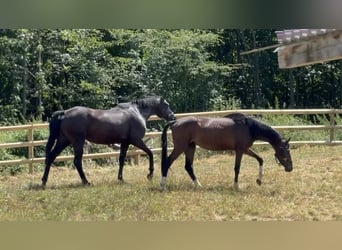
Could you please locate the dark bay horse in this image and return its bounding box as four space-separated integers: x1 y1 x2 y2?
42 96 175 186
160 113 292 190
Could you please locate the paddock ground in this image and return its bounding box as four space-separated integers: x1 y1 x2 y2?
0 145 341 221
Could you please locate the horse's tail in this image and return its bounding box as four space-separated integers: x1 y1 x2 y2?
161 120 175 168
45 110 64 155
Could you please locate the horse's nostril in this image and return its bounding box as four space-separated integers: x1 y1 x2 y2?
169 114 176 120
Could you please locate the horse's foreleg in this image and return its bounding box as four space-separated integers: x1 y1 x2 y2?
73 141 90 185
245 148 264 186
42 140 69 186
233 151 243 190
145 149 154 180
130 139 154 180
118 142 129 181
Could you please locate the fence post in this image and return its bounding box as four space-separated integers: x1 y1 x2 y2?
133 155 140 165
329 109 335 144
27 125 34 174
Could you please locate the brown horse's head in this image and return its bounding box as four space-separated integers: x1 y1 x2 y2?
156 97 176 121
275 138 293 172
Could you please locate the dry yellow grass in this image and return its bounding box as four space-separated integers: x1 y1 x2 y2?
0 145 342 221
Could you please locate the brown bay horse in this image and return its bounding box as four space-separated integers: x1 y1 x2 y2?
42 96 175 186
160 113 292 190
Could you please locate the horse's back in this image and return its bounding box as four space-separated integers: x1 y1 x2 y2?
172 116 236 130
171 116 252 150
61 106 91 127
58 106 129 144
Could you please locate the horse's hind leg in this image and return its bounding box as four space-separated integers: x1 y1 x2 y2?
160 147 183 189
245 148 263 185
73 139 90 185
42 138 69 186
184 143 201 186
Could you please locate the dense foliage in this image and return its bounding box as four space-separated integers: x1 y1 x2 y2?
1 29 342 124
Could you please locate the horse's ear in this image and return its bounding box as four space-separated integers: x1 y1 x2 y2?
286 138 291 143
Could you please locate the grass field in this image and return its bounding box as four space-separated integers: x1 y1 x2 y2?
0 145 342 221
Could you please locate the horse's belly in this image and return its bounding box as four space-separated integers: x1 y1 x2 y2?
86 126 126 144
87 134 124 145
195 135 235 151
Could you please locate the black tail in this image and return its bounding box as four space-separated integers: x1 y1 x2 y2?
161 120 175 168
45 110 64 155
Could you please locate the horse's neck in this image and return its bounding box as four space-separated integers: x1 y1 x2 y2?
251 120 281 149
140 110 152 120
255 133 281 149
137 106 154 121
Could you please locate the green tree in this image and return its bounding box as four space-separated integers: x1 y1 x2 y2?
139 29 232 112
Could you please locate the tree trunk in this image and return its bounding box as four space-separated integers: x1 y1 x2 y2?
288 68 296 108
251 30 261 107
35 35 44 120
21 51 28 120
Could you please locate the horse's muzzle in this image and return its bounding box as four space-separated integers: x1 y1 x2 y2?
168 113 176 121
285 164 293 172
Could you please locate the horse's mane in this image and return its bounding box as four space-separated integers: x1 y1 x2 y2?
132 96 161 108
225 113 281 143
247 116 281 143
114 96 161 110
224 112 248 124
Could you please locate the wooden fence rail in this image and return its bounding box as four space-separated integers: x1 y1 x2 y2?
1 109 342 173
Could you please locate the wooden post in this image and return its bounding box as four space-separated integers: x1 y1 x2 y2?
329 110 335 144
27 126 34 174
83 141 91 168
133 155 140 165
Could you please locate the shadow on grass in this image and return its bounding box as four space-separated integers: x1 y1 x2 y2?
147 182 248 195
26 178 132 191
26 182 93 191
26 178 258 195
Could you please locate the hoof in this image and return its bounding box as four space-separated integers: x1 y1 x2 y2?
82 179 91 186
147 173 153 180
233 182 239 191
256 179 262 186
118 178 126 184
193 179 202 187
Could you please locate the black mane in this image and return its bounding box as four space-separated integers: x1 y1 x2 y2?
246 116 282 145
115 96 161 109
132 96 161 108
225 112 282 145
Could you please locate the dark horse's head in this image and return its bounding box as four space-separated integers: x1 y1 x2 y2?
154 97 176 121
275 138 293 172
